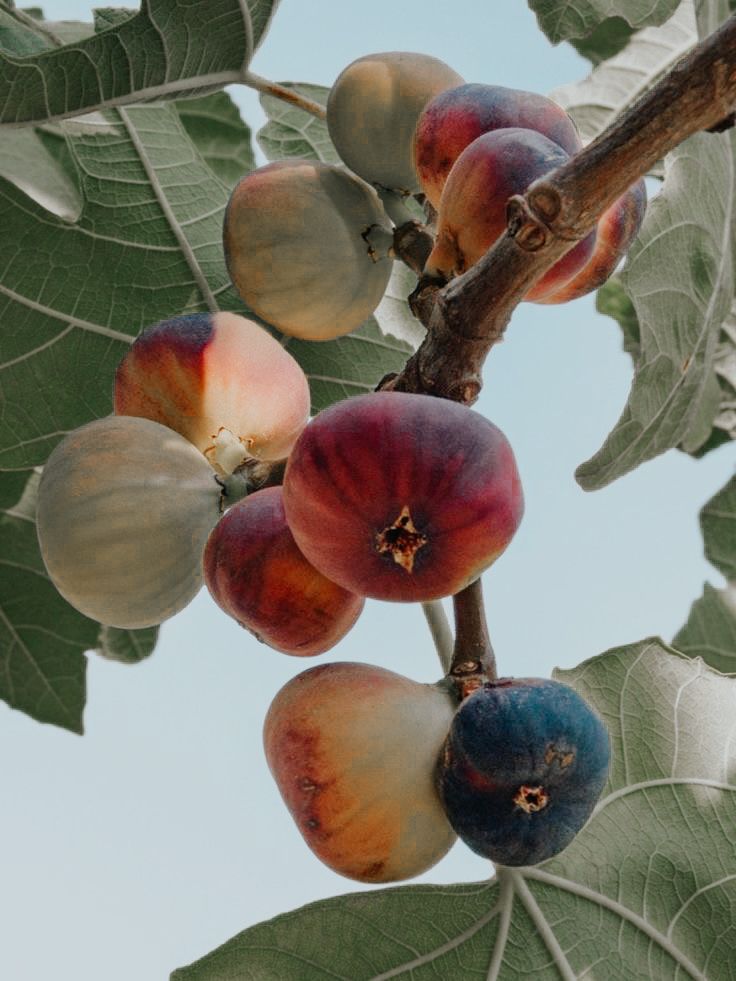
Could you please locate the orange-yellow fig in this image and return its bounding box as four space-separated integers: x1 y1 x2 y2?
264 662 458 883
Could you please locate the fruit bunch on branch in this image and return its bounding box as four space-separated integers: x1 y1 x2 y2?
28 7 736 893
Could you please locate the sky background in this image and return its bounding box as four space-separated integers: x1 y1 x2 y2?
2 2 735 980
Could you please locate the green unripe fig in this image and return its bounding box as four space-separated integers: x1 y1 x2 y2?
327 51 464 193
37 416 222 629
223 160 393 341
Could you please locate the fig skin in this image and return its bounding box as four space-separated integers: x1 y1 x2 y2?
327 51 464 193
424 128 596 302
282 392 524 603
203 487 364 657
223 160 393 341
114 311 311 475
36 416 222 629
437 678 611 867
264 661 458 883
415 83 582 209
538 179 647 304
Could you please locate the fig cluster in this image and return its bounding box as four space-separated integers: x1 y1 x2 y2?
219 56 645 348
34 49 620 886
414 82 647 300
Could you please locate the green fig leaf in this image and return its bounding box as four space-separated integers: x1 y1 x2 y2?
673 583 736 671
0 125 81 217
0 471 88 732
172 640 736 979
597 275 641 359
700 474 736 581
550 0 697 145
528 0 680 44
175 92 255 189
567 16 637 64
284 317 415 415
710 303 736 444
257 82 338 164
0 0 280 126
92 7 137 32
95 623 159 664
575 125 736 489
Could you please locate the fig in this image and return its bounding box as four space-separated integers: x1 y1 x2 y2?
437 678 610 867
204 487 364 657
114 312 311 475
223 160 393 341
415 83 582 209
326 51 464 193
282 392 523 602
424 128 596 301
36 416 222 629
539 179 647 304
264 661 457 882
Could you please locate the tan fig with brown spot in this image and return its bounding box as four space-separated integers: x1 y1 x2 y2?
264 661 457 883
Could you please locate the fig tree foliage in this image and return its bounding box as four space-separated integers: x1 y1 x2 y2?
0 0 734 979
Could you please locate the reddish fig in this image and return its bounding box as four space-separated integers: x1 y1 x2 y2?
539 179 647 304
415 83 581 208
114 312 310 475
204 487 363 657
327 51 464 193
264 662 457 882
424 128 595 301
282 392 523 602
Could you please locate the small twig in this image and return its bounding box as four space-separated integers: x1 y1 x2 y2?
382 13 736 403
449 578 495 699
421 601 454 673
241 71 327 119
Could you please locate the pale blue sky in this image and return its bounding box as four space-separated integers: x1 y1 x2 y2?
2 3 734 980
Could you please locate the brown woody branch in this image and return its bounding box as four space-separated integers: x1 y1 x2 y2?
384 12 736 403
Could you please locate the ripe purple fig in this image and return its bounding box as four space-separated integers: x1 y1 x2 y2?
437 678 610 866
415 83 582 209
282 392 523 602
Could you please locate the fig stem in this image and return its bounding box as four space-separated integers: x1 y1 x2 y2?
380 13 736 402
377 188 418 227
449 578 496 695
241 72 327 120
421 601 453 673
392 220 435 277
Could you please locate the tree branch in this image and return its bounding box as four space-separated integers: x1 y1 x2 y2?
384 12 736 403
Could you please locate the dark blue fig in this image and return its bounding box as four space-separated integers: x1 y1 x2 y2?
437 677 610 866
